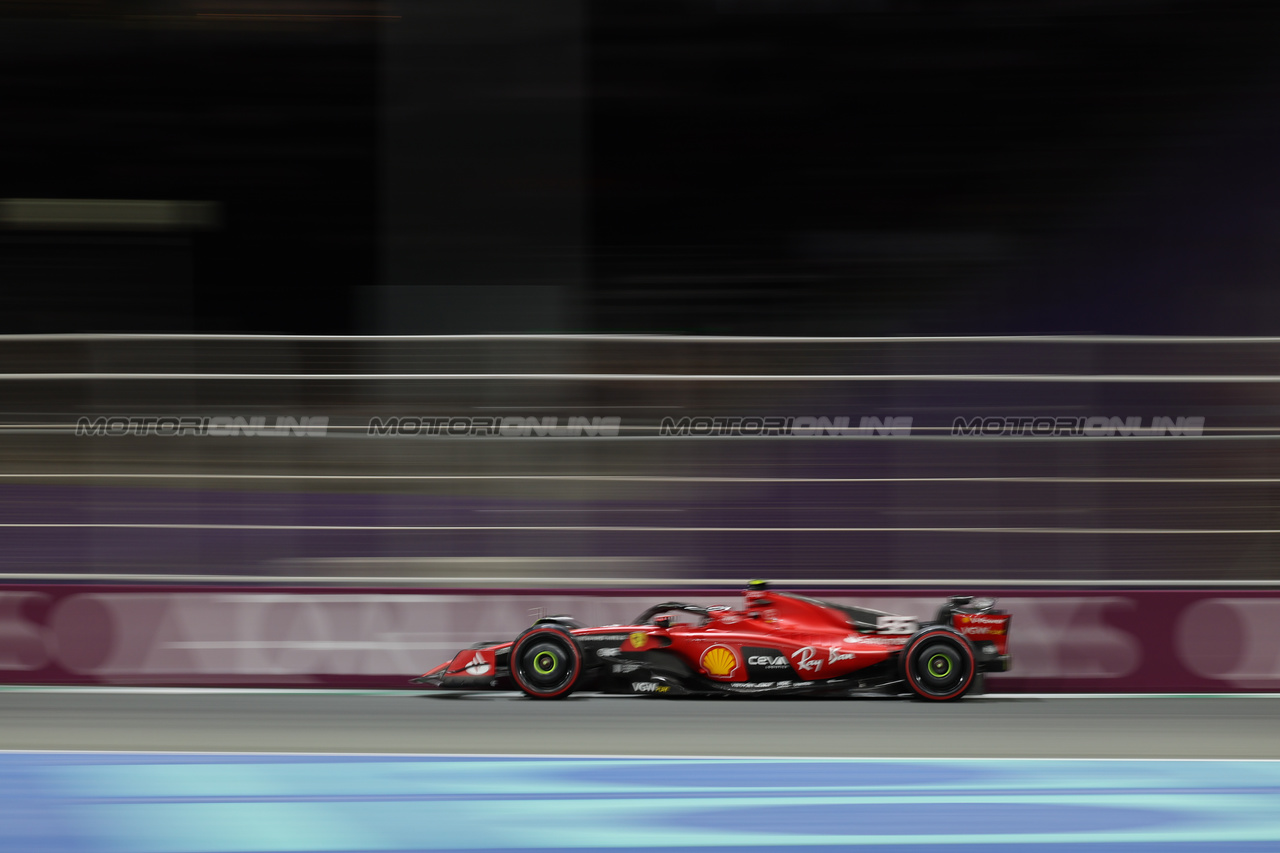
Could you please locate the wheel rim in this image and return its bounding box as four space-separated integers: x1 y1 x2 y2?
911 640 966 697
517 635 577 695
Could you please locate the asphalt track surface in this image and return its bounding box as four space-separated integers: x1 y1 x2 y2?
1 690 1277 759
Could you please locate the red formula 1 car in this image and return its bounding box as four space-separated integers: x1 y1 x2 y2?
413 581 1012 701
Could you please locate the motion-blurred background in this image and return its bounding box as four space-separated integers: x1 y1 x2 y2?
7 0 1280 335
3 1 1280 689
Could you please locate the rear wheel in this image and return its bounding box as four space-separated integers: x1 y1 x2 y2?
901 629 975 701
510 626 584 699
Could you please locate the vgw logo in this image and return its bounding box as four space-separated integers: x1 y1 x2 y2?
632 682 668 693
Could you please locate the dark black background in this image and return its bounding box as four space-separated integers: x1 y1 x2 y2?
4 0 1280 334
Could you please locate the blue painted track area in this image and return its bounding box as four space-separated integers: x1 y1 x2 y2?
3 754 1279 852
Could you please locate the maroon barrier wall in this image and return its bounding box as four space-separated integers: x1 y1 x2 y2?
1 585 1278 692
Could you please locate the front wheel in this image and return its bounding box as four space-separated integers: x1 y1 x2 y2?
901 629 976 701
510 625 584 699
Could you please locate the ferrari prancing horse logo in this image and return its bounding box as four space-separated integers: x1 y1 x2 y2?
629 632 648 649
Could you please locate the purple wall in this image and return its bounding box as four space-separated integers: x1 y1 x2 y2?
2 585 1278 692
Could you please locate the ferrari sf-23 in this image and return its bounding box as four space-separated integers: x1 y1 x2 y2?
413 581 1012 701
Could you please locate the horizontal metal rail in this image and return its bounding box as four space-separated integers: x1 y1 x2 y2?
3 333 1280 343
2 522 1280 533
1 473 1279 483
0 573 1276 587
4 372 1280 382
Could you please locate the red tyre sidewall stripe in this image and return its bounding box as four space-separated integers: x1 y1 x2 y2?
512 627 583 698
905 629 975 701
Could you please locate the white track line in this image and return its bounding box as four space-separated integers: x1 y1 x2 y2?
0 751 1276 764
2 748 1279 763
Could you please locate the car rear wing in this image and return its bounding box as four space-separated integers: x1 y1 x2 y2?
936 595 1012 661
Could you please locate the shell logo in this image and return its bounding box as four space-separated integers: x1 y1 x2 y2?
699 645 740 678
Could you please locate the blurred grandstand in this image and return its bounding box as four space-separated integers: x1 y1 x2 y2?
0 334 1277 587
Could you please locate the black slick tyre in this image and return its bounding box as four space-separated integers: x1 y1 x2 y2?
901 628 976 701
509 625 584 699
